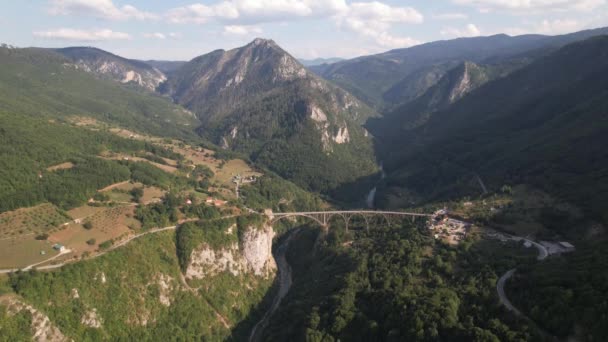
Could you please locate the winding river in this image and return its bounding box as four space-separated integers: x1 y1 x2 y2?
249 228 300 342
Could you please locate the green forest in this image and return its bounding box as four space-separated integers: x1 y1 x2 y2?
262 223 539 341
508 241 608 340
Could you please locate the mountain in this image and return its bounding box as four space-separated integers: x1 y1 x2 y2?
312 27 608 109
374 36 608 225
0 46 197 138
142 60 187 75
369 60 524 139
54 47 166 91
161 38 378 193
298 57 344 67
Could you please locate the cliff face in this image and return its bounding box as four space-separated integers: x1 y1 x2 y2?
55 47 166 91
186 223 276 280
1 296 68 342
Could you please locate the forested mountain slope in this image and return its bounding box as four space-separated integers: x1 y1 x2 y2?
369 61 512 136
0 46 198 138
161 38 378 193
312 27 608 109
261 223 539 341
375 36 608 226
0 46 202 212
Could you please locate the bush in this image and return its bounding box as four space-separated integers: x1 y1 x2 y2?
86 238 96 245
99 240 113 250
35 234 49 240
83 221 93 230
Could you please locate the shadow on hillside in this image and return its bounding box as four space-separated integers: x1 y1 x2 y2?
226 278 278 341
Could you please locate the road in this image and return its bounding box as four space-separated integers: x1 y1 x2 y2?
495 235 547 315
496 269 522 315
0 225 178 274
495 233 554 339
249 228 300 342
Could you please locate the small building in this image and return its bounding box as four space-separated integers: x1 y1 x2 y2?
185 199 192 205
52 244 66 252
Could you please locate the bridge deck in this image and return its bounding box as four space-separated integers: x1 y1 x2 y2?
272 210 431 217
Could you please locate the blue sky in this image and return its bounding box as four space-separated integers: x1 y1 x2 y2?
2 1 607 60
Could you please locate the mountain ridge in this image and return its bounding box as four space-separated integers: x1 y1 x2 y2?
312 26 608 109
160 38 379 193
55 46 166 91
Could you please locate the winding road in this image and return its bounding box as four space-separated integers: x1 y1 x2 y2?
495 235 548 313
495 234 552 338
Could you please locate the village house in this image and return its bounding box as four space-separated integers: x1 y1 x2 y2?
52 244 66 252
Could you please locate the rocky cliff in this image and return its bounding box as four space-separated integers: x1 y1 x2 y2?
186 223 276 280
55 47 166 90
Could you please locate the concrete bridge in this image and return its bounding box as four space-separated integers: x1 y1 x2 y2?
268 210 431 231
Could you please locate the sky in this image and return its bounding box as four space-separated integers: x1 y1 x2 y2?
1 0 607 61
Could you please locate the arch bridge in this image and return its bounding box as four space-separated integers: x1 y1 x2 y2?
269 210 431 231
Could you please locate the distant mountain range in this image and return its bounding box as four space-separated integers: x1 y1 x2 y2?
298 57 344 67
5 27 608 210
311 27 608 110
372 35 608 224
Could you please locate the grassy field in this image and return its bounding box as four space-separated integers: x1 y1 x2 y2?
0 204 70 239
142 186 166 204
67 205 107 220
0 236 58 268
101 153 179 174
98 181 166 204
46 162 74 172
49 206 139 257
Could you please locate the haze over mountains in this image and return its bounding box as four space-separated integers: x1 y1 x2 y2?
2 23 608 341
9 27 608 214
312 27 608 110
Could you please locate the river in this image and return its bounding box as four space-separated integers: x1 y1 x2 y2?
365 162 386 209
249 228 300 342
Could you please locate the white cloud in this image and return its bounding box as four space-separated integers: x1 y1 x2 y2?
346 2 423 24
49 0 158 20
33 28 131 41
166 3 238 24
433 12 468 20
143 32 166 39
166 0 349 24
440 23 482 38
223 25 263 35
335 2 423 49
452 0 606 13
166 1 422 49
532 19 585 34
503 19 586 35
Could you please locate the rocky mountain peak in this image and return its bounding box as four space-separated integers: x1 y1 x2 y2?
250 37 277 47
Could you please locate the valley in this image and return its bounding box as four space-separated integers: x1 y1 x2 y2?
1 20 608 341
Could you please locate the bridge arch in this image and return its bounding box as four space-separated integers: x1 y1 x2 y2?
269 210 431 231
271 213 327 228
